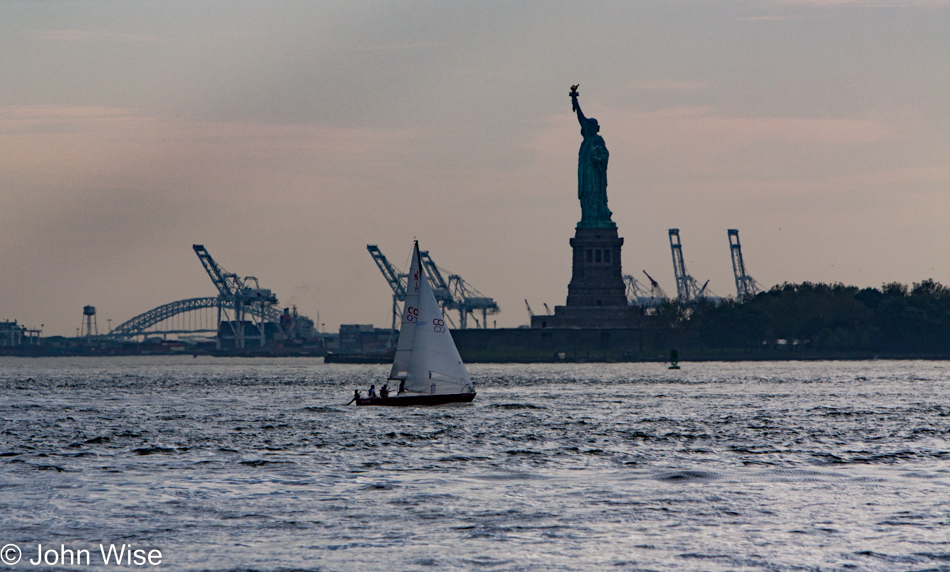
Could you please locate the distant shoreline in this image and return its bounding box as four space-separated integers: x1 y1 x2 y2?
3 348 949 362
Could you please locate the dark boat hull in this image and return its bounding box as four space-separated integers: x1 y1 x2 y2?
356 392 476 406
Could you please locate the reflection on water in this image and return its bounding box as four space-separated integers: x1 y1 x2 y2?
1 357 948 570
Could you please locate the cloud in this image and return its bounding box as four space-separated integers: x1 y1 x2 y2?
0 105 137 124
773 0 950 6
350 40 442 52
740 14 808 20
27 29 166 43
631 80 708 93
630 106 894 145
0 105 410 201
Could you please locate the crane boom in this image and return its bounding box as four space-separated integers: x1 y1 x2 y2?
367 245 407 300
668 229 707 303
668 229 693 302
728 229 760 301
193 244 243 296
642 270 669 300
419 250 453 306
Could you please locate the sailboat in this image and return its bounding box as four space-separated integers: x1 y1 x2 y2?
355 241 476 406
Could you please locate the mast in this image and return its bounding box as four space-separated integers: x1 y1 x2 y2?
388 241 422 382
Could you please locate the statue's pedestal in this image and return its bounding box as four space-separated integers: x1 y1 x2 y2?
532 227 640 329
566 227 627 307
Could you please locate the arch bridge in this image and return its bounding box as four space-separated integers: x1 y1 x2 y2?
109 297 280 339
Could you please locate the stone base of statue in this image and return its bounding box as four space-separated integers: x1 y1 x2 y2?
565 227 627 307
530 304 642 329
531 227 641 329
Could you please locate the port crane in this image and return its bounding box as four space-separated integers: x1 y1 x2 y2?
367 244 408 331
623 273 665 308
193 244 279 348
728 229 761 301
668 229 709 303
448 273 499 329
367 245 456 330
367 245 499 330
641 270 669 300
420 251 455 313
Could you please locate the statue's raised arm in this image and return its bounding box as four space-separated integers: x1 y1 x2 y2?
570 84 586 124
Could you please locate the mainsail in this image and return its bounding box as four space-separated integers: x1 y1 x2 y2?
402 246 473 395
388 241 422 381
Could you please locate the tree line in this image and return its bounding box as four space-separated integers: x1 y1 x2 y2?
668 280 950 353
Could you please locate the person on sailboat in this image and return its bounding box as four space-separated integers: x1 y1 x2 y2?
368 385 377 398
379 384 389 398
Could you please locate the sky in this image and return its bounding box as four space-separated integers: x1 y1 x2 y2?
0 1 948 337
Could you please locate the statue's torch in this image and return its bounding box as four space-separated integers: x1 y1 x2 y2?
570 84 579 112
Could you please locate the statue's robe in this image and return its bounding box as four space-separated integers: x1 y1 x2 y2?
577 129 612 227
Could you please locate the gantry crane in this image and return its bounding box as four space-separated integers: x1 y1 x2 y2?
447 273 499 329
728 229 760 301
193 244 279 349
367 244 499 330
624 273 665 308
367 245 456 329
641 270 669 300
367 245 407 331
420 251 454 309
668 229 708 303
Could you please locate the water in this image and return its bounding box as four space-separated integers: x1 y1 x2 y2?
1 357 948 571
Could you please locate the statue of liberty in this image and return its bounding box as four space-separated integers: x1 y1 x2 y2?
570 85 615 228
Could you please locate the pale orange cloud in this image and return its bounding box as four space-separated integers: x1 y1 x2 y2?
627 80 708 93
26 29 165 43
621 106 894 145
775 0 950 6
0 105 410 201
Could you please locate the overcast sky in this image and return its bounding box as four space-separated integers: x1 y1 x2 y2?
1 1 948 336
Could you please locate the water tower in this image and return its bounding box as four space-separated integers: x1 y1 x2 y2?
81 305 98 341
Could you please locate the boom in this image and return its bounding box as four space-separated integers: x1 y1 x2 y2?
194 244 243 296
728 229 760 301
668 229 706 303
367 245 407 300
420 250 453 307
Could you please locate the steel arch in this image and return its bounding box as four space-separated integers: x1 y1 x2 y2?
110 297 281 338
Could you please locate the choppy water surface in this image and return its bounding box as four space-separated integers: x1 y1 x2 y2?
1 358 949 571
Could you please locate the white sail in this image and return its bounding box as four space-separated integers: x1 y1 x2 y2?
388 241 422 381
402 247 473 395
